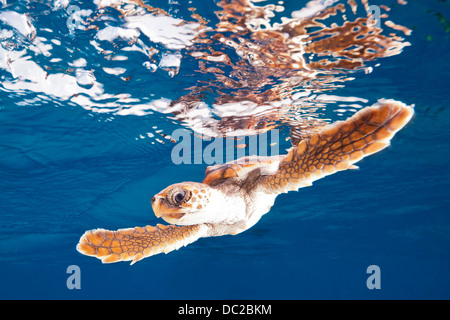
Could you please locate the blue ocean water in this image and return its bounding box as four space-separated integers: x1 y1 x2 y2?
0 0 449 300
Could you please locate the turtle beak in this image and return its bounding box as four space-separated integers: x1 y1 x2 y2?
151 195 163 218
151 194 186 223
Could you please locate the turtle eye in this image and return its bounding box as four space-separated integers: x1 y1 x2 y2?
168 187 191 206
174 191 185 203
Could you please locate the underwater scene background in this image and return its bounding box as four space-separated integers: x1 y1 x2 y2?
0 0 449 299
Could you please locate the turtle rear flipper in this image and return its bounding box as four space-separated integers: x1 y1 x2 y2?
77 224 208 264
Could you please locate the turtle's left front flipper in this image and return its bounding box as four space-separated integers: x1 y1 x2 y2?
77 224 208 264
260 99 414 194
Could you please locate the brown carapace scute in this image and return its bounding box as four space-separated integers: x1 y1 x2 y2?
77 100 414 264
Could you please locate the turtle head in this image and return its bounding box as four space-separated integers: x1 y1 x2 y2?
151 182 216 225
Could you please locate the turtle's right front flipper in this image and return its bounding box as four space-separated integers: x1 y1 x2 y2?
77 224 208 264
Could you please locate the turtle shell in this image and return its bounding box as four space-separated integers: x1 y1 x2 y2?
202 155 283 186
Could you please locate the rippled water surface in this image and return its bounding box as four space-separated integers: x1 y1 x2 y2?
1 0 449 299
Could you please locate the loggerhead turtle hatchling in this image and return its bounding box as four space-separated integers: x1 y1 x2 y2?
77 99 414 264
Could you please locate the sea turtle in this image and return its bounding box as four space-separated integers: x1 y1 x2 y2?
77 99 414 264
